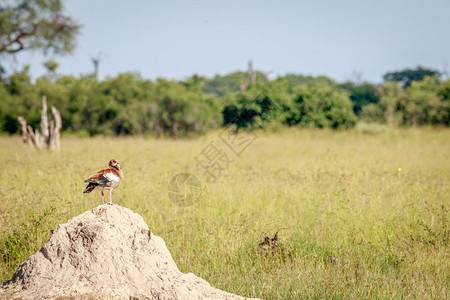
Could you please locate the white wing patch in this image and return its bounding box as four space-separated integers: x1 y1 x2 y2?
104 172 120 182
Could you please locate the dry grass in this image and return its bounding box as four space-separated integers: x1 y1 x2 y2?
0 128 449 299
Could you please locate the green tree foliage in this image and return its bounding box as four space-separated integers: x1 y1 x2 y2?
0 69 223 137
0 0 80 55
202 72 245 97
222 81 290 129
202 71 269 98
398 76 449 126
283 74 337 88
153 78 222 138
287 83 357 129
360 103 386 123
383 66 441 88
380 82 404 125
438 79 450 101
43 59 58 73
1 69 448 137
223 79 356 130
438 80 450 126
0 66 41 133
362 77 450 126
339 82 380 115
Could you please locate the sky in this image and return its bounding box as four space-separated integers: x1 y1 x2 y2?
10 0 450 83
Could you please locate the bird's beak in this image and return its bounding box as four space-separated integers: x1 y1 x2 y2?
117 164 121 169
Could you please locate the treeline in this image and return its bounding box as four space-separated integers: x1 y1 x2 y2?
0 66 449 137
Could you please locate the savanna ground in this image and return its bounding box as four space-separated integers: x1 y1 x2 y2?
0 128 449 299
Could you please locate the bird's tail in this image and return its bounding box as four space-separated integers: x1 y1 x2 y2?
83 182 98 193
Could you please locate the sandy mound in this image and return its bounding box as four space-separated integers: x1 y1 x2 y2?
1 205 259 300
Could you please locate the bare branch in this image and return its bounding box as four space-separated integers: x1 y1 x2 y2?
40 96 49 142
51 106 62 149
17 116 29 144
0 25 37 54
18 96 62 150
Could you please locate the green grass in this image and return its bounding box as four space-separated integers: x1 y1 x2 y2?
0 128 449 299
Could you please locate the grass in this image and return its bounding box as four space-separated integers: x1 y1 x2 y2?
0 128 449 299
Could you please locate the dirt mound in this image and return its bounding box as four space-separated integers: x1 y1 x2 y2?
1 205 259 300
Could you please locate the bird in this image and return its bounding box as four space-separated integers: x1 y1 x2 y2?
259 231 279 254
83 159 124 205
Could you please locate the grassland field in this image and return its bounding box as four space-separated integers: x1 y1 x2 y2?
0 128 449 299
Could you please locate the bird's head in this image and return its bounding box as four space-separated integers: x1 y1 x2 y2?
109 159 121 170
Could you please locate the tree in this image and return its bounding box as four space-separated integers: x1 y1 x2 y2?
398 76 446 126
339 82 380 115
42 58 58 82
203 72 247 98
437 79 450 126
154 79 222 138
287 83 356 129
0 0 80 55
202 71 268 98
43 59 58 72
381 82 403 125
283 74 337 88
383 66 441 88
438 79 450 101
222 81 289 130
360 103 386 123
17 96 61 150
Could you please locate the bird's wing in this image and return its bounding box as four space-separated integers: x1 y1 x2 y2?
85 169 120 186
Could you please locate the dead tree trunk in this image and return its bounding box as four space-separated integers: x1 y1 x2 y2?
17 96 62 150
172 121 179 139
240 60 256 92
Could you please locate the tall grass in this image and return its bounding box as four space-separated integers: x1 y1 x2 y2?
0 128 449 299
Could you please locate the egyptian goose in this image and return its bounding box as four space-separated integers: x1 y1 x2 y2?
83 159 124 205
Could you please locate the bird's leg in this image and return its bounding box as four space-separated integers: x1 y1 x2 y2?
108 189 114 205
101 191 105 204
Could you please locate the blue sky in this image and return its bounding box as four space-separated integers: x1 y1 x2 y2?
11 0 450 83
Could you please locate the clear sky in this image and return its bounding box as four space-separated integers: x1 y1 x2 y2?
12 0 450 83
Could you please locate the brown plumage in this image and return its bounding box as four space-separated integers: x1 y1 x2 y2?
259 231 279 256
84 159 124 205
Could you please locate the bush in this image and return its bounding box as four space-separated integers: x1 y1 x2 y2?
1 69 448 137
222 81 289 130
360 103 386 123
339 82 381 115
287 84 357 129
399 76 448 126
